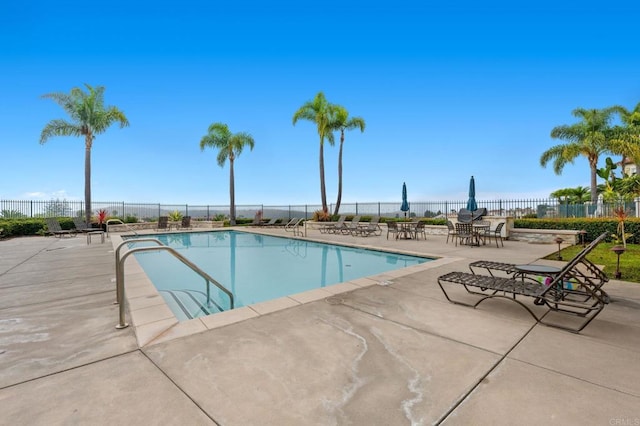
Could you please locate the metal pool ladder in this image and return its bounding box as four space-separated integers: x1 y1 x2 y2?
106 218 139 237
114 238 234 329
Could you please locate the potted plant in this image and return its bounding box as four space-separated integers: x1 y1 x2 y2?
96 209 108 231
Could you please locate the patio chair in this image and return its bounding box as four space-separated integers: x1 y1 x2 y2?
357 216 382 237
473 219 491 245
487 222 505 247
412 221 427 240
446 220 458 244
342 215 361 235
157 216 170 231
319 215 346 234
454 222 474 246
437 232 610 333
179 216 192 230
45 218 77 238
386 221 399 240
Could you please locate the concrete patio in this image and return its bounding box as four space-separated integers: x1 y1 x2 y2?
1 229 639 425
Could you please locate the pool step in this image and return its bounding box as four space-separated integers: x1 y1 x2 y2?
160 289 224 320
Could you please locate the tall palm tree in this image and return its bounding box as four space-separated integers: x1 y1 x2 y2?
199 123 254 225
292 92 337 213
330 106 365 216
540 107 617 203
40 84 129 225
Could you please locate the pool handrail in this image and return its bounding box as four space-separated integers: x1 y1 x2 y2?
106 218 139 237
114 239 234 329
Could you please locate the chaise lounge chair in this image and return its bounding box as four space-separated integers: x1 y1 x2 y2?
319 215 347 234
72 217 102 233
45 218 77 238
72 217 105 244
437 232 609 333
356 216 382 237
342 215 361 235
249 213 264 226
259 217 278 227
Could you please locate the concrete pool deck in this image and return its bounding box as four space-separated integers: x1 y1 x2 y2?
1 230 639 424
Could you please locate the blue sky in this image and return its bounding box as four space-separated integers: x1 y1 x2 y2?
2 1 639 207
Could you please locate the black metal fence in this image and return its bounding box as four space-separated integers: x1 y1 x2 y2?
1 198 638 220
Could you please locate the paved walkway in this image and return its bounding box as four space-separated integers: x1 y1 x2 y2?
1 230 639 425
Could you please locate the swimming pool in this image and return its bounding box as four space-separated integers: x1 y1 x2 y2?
128 231 432 321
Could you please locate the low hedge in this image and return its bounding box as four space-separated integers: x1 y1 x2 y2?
514 218 640 244
0 218 75 238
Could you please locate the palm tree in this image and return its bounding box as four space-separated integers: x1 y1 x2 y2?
199 123 254 225
330 106 365 216
570 186 591 204
292 92 337 213
540 107 617 203
550 188 573 205
611 102 640 165
40 84 129 225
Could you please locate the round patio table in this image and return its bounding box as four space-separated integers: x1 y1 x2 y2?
397 222 418 239
514 264 562 305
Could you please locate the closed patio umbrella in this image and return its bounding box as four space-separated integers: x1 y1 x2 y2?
401 182 410 219
466 176 477 213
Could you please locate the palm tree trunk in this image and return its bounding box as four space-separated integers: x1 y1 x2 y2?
333 131 345 216
229 158 236 225
84 135 92 225
319 138 328 213
590 162 598 203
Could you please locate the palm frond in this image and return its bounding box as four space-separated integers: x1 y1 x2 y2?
39 120 82 144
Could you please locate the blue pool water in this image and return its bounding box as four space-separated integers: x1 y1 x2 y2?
128 231 431 321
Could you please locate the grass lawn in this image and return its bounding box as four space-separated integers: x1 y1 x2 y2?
544 242 640 284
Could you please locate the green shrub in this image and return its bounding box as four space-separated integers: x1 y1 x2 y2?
514 218 640 244
124 215 139 223
168 210 183 221
0 218 75 237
